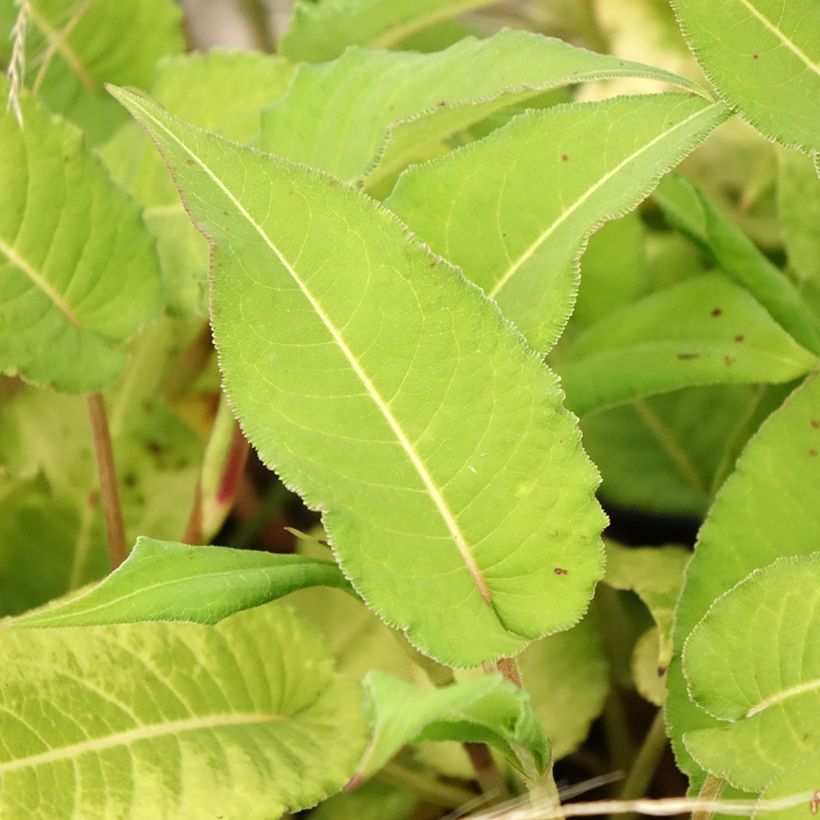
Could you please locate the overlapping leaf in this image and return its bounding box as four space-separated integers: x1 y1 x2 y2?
354 672 549 783
559 274 816 415
2 0 183 142
102 51 294 315
670 0 820 156
0 83 161 391
111 86 606 668
280 0 494 61
682 554 820 791
10 537 349 629
667 374 820 785
260 30 706 192
0 604 367 818
389 94 728 351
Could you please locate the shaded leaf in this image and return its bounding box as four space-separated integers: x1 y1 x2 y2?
667 374 820 785
102 50 294 316
0 604 367 818
111 86 606 668
0 83 161 391
280 0 494 61
670 0 820 156
389 94 728 351
310 779 418 820
261 30 706 191
683 554 820 791
560 274 816 415
354 672 549 783
10 537 349 629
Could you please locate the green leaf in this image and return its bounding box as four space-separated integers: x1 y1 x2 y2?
101 51 294 316
0 84 162 392
520 611 609 759
309 779 418 820
559 274 816 415
280 0 494 61
354 672 549 783
667 374 820 785
0 604 367 817
682 554 820 791
778 149 820 318
110 86 606 668
669 0 820 156
7 0 183 142
10 537 349 629
260 30 707 192
654 173 820 356
388 94 728 351
756 757 820 819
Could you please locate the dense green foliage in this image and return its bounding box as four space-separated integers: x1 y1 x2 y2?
0 0 818 816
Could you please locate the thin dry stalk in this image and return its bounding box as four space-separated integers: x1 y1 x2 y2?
6 0 29 124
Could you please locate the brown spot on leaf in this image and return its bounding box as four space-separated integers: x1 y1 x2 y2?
810 449 818 457
677 352 699 360
554 567 568 575
711 307 722 317
87 491 99 507
123 473 137 488
735 334 745 342
724 355 736 366
146 440 163 455
561 153 569 162
185 159 194 166
753 53 759 59
657 665 667 677
811 419 819 429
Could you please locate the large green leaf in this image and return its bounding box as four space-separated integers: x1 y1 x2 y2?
670 0 820 156
682 554 820 792
260 30 706 192
4 0 183 142
101 51 294 316
111 86 606 668
10 537 349 629
388 94 728 351
280 0 494 61
654 173 820 356
354 672 548 783
559 274 816 415
0 604 367 818
667 374 820 785
0 84 161 391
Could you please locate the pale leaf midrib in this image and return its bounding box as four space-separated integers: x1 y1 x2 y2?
488 105 717 300
129 96 495 610
735 0 820 75
0 711 283 775
0 235 79 326
745 677 820 717
28 3 95 92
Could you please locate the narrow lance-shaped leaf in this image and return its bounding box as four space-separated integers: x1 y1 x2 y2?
670 0 820 157
0 82 161 392
654 173 820 356
260 30 707 192
279 0 495 62
353 672 549 784
2 0 184 142
388 94 729 352
682 554 820 792
666 374 820 785
0 604 367 818
8 537 349 629
111 86 606 668
559 274 816 416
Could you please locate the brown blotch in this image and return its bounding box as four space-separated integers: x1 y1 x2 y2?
87 491 99 507
752 53 759 59
811 419 819 429
123 473 137 489
677 352 699 360
561 153 569 162
554 567 569 576
146 440 163 455
809 449 818 458
724 355 736 366
657 665 667 678
185 159 194 166
735 334 745 342
711 307 722 317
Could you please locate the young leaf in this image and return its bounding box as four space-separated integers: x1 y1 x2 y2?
682 554 820 791
669 0 820 157
4 0 183 142
388 94 728 352
110 86 606 668
280 0 494 61
0 604 367 817
260 30 707 191
666 374 820 785
9 537 349 629
101 51 294 316
654 173 820 356
559 274 816 415
354 672 549 783
0 84 162 392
